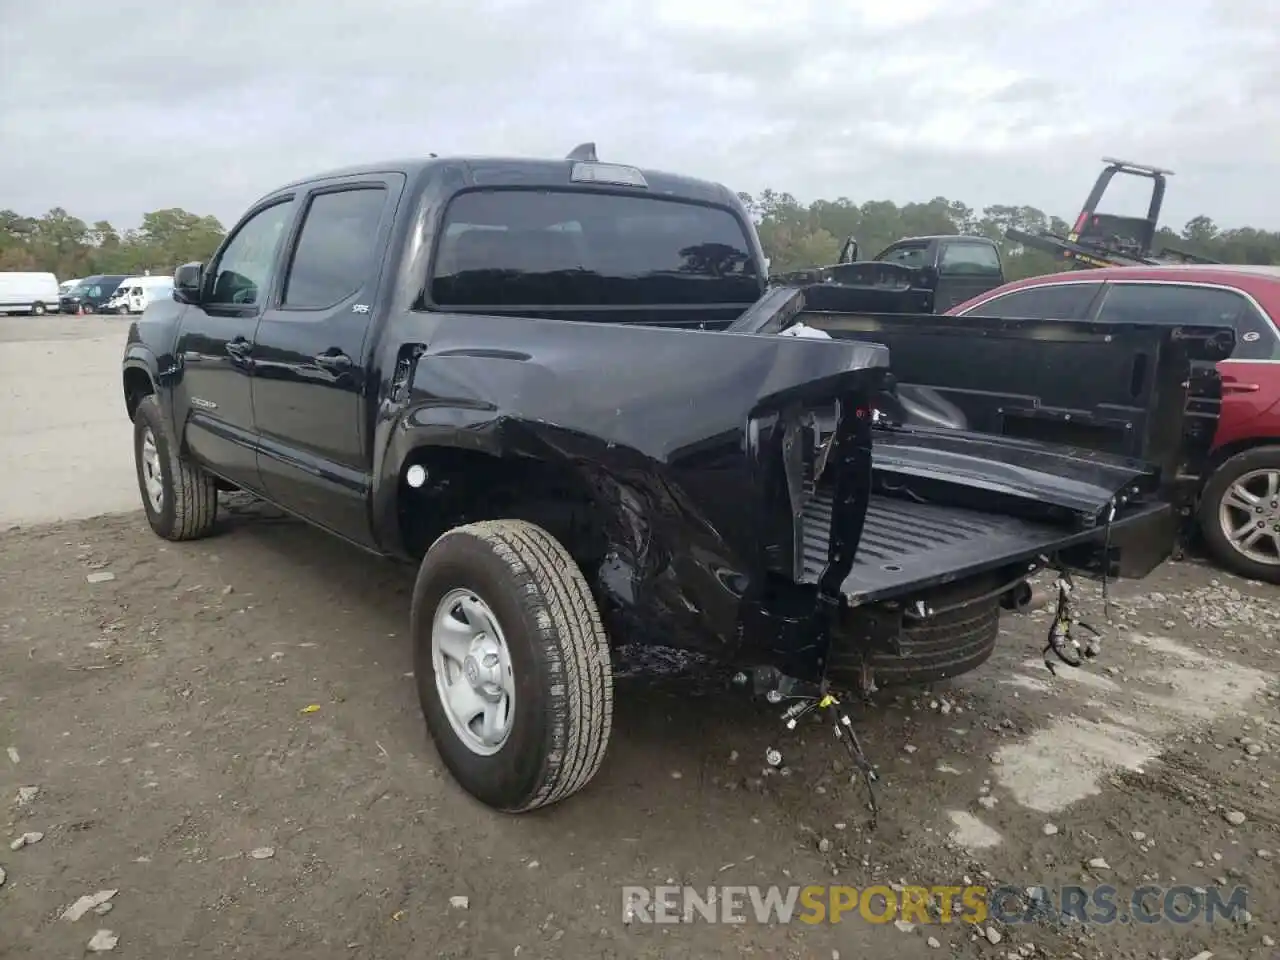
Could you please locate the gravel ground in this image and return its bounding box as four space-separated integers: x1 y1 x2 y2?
2 497 1278 959
2 315 1278 958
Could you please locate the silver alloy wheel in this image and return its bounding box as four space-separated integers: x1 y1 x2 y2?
1218 467 1280 566
140 428 164 513
431 588 516 756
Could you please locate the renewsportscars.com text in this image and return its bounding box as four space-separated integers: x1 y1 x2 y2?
621 883 1249 926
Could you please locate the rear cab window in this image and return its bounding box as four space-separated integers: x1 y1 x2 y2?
1095 283 1280 361
429 190 762 309
962 282 1102 320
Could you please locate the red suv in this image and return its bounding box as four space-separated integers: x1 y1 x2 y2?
949 264 1280 584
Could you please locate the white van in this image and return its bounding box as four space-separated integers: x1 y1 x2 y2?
132 279 174 313
105 275 174 314
0 272 61 316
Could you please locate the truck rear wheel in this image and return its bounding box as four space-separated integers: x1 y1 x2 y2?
132 395 219 541
411 519 613 812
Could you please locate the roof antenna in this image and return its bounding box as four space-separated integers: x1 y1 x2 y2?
566 142 597 162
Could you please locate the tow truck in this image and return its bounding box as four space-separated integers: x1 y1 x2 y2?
1005 157 1221 270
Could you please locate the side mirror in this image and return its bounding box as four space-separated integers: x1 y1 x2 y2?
838 236 859 264
174 262 203 304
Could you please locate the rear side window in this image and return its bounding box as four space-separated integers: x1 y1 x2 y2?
968 283 1101 320
430 189 761 307
1095 283 1280 361
940 242 1001 275
282 187 388 310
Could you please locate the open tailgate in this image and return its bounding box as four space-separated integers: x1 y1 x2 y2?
732 294 1235 604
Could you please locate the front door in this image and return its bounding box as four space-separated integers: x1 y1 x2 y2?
173 197 297 491
251 175 403 546
934 241 1005 313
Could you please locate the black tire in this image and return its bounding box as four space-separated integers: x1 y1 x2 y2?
827 574 1003 689
411 520 613 812
117 305 130 315
82 303 95 314
30 302 46 317
1198 446 1280 584
132 394 219 541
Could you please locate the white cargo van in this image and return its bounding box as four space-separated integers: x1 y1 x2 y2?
130 278 174 313
0 272 61 315
106 275 174 314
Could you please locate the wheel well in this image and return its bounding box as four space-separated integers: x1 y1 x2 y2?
122 367 155 421
396 446 608 570
1204 436 1280 478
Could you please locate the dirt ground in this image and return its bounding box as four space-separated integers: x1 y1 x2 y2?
2 495 1278 959
2 316 1278 958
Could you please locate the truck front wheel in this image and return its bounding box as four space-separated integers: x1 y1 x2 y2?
411 519 614 812
132 395 219 541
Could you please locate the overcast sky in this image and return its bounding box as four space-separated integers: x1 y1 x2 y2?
1 0 1275 232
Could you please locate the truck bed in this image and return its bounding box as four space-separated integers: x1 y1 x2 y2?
800 487 1168 606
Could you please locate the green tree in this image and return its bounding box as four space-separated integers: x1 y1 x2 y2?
0 206 226 279
737 190 1280 281
3 192 1279 287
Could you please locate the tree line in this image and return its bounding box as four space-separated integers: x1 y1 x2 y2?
0 207 225 278
738 190 1280 279
3 194 1279 283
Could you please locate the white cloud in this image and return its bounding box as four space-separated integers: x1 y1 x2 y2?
0 0 1274 231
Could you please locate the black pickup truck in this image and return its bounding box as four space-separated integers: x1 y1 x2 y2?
121 152 1232 814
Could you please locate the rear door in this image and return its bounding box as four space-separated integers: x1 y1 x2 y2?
251 174 404 546
1091 281 1280 449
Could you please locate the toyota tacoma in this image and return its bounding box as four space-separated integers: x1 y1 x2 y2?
120 147 1233 813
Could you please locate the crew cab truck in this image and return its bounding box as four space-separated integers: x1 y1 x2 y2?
771 234 1006 315
120 152 1230 813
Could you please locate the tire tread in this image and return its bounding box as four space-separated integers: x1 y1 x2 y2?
428 519 613 811
136 395 218 541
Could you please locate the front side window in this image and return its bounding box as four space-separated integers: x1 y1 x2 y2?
966 283 1102 320
206 200 295 307
431 189 761 307
875 243 930 269
1095 283 1280 361
282 187 388 310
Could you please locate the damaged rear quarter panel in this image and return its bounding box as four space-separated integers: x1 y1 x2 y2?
384 311 889 657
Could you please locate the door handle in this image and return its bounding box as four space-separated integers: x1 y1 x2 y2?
314 350 353 372
1223 381 1260 394
225 338 253 359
